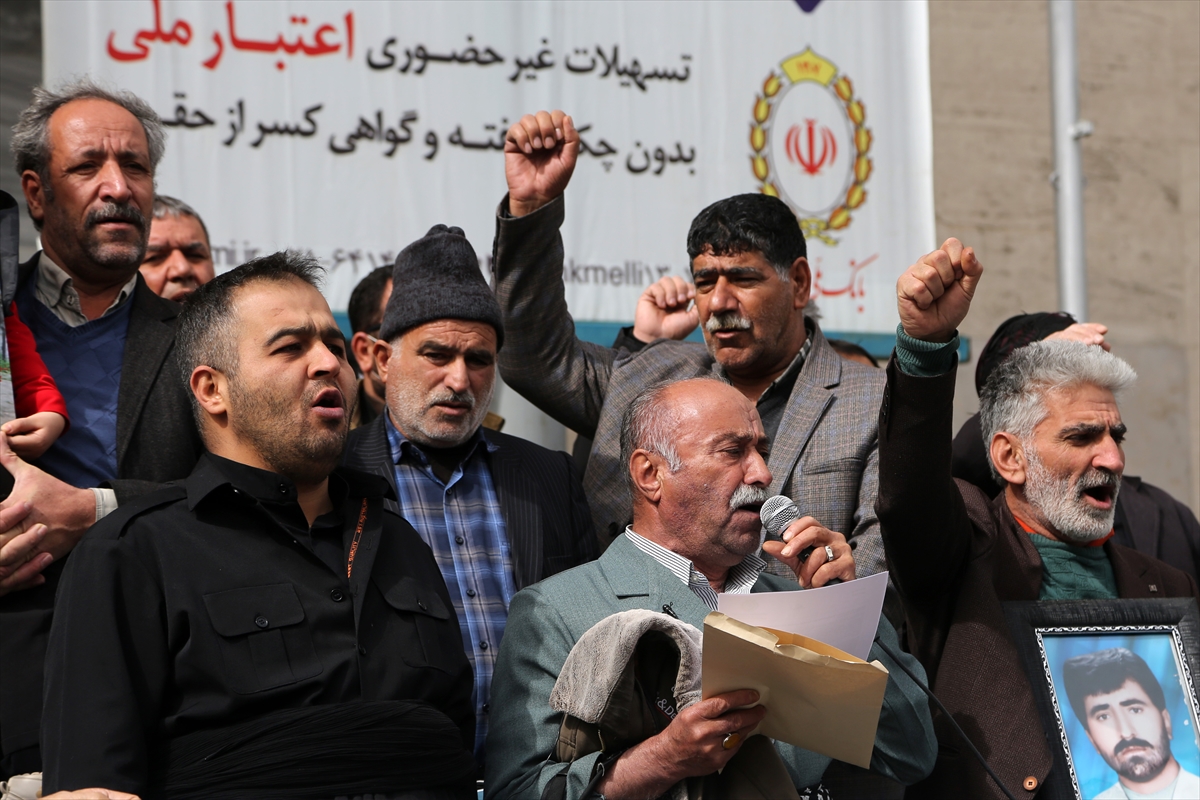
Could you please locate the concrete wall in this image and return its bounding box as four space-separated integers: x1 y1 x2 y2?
930 0 1200 511
3 1 1197 504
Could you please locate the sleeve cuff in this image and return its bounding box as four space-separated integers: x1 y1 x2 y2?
893 323 959 377
613 325 650 353
92 487 119 522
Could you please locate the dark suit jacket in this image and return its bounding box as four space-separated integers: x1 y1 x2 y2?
0 254 203 769
877 361 1198 800
343 415 598 591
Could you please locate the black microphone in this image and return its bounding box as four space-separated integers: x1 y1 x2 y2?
759 495 815 563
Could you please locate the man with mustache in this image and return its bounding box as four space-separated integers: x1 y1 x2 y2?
1063 648 1199 799
485 377 937 799
491 111 887 600
0 80 202 779
42 252 475 797
342 225 597 765
138 195 215 303
877 240 1198 798
950 313 1200 585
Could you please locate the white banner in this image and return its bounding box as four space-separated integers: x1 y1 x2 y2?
43 0 933 333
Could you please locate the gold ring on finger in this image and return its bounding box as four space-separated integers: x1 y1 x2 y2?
722 732 741 751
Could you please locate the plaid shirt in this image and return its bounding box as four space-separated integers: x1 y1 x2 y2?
384 416 514 761
624 528 766 610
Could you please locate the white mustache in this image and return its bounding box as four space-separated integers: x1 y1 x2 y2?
729 484 768 511
705 312 752 333
1075 467 1119 496
427 390 475 410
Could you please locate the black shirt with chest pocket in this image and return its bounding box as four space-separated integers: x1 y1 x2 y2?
41 453 474 794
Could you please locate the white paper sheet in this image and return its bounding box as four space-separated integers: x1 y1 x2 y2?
717 571 889 660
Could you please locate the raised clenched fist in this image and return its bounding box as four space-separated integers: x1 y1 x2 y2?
896 237 983 342
504 110 580 217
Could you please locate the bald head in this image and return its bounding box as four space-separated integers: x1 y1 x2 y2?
623 378 772 575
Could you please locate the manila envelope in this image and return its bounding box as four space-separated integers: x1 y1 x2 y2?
701 611 889 769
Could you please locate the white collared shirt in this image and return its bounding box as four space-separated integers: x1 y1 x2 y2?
624 527 766 611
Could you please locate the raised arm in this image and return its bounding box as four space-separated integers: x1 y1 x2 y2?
876 239 983 608
492 111 618 436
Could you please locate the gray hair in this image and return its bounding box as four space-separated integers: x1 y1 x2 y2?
176 250 324 427
153 195 209 244
980 340 1136 481
11 79 166 226
620 381 683 490
619 376 732 490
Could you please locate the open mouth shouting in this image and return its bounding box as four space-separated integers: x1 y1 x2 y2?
1077 470 1119 511
310 387 346 421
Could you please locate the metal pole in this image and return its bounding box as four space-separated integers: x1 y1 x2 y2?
1048 0 1092 321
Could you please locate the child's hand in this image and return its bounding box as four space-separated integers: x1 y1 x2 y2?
2 411 67 459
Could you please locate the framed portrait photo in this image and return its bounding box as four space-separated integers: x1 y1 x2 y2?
1005 599 1200 800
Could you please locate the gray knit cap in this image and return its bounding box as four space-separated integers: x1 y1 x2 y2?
379 224 504 347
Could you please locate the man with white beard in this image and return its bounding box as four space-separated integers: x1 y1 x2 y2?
876 238 1199 799
341 225 597 767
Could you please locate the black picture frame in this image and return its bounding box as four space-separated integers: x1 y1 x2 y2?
1003 599 1200 800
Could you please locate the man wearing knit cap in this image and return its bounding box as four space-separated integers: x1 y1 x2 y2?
343 224 598 764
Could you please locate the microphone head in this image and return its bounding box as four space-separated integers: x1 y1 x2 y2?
760 495 799 536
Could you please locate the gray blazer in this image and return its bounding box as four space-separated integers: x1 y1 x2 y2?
484 534 937 799
490 196 887 578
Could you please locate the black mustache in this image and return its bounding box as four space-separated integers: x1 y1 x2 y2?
1114 737 1154 757
85 203 146 230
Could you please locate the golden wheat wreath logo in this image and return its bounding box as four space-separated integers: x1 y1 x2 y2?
750 47 872 246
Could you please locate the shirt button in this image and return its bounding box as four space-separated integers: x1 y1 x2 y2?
254 616 269 629
455 535 465 545
330 588 346 602
479 641 489 651
358 645 367 656
466 588 476 598
482 703 489 713
1023 776 1038 791
278 483 289 494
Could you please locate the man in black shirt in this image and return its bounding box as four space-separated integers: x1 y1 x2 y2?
41 252 475 798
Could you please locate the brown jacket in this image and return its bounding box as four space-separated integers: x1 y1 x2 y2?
876 362 1198 800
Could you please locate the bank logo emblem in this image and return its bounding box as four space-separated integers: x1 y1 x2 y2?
750 47 873 245
785 119 838 177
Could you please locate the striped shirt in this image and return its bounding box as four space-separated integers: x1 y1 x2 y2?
624 527 766 610
384 416 514 763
